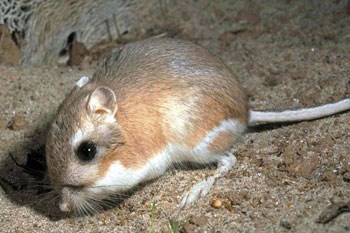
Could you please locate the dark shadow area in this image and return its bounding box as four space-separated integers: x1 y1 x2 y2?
58 32 76 57
0 133 65 220
172 161 217 172
247 121 296 133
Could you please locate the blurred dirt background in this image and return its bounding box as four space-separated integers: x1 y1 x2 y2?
0 0 349 232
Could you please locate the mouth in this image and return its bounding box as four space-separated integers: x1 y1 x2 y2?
59 199 73 212
59 185 85 213
59 185 110 214
58 182 126 214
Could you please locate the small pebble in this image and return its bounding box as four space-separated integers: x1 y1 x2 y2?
211 198 223 209
8 114 26 131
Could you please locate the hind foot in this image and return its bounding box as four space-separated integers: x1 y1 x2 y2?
179 152 237 208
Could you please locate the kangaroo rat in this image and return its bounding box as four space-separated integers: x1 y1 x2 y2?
45 38 350 213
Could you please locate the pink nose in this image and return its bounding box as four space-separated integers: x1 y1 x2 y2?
59 201 72 212
59 187 74 212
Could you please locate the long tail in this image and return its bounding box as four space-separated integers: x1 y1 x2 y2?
249 98 350 126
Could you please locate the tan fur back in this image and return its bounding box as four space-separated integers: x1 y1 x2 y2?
92 38 248 170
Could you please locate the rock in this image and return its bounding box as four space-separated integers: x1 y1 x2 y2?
8 114 26 131
211 198 223 209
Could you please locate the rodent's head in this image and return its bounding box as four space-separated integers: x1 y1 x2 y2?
46 77 125 213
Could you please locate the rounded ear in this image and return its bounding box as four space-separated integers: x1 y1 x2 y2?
87 87 118 115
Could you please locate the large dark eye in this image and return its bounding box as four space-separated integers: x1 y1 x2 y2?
76 141 97 161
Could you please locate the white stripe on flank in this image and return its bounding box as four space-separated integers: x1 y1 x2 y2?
194 119 246 155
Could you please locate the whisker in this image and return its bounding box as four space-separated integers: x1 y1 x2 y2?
87 194 109 211
76 203 85 216
89 201 103 214
84 199 97 215
95 198 115 210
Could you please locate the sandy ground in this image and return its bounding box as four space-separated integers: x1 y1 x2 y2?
0 0 349 232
